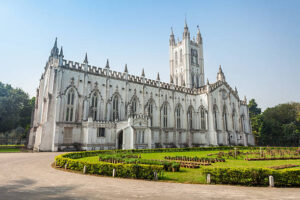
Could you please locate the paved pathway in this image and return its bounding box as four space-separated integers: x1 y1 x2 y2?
0 152 299 200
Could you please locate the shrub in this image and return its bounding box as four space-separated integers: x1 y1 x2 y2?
55 154 163 180
203 167 300 187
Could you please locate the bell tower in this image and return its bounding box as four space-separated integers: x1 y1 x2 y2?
169 23 204 88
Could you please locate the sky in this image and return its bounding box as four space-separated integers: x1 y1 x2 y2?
0 0 299 110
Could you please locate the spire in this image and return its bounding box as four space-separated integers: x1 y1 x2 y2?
170 75 173 84
105 59 110 69
124 64 128 73
50 37 59 57
141 68 145 77
244 96 247 103
184 15 188 29
169 27 175 46
156 72 160 81
83 53 88 64
235 86 238 94
197 25 202 44
207 78 209 85
54 37 57 48
183 18 190 39
59 46 64 58
217 65 226 82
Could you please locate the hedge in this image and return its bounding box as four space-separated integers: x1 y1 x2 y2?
60 146 261 160
55 154 163 180
0 145 24 149
203 167 300 187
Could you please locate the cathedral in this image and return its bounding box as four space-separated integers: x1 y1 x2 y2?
28 23 255 151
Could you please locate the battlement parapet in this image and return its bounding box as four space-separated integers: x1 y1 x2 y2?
61 59 208 95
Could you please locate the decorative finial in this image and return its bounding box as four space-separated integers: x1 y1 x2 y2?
235 87 238 94
105 59 110 69
50 37 59 57
84 53 88 64
124 64 128 73
156 72 160 81
207 78 209 85
170 76 173 84
141 68 145 77
54 37 58 48
171 27 174 35
59 46 64 58
219 65 222 72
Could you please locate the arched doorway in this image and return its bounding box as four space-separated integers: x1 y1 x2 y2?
118 130 123 149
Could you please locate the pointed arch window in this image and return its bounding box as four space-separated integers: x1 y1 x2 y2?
188 108 193 130
200 107 206 130
163 104 168 128
213 106 218 130
241 115 245 132
112 95 119 121
223 106 228 131
91 93 98 121
175 52 178 66
66 89 75 122
175 106 181 129
179 49 183 64
132 98 137 115
232 111 236 130
148 102 153 126
191 74 194 88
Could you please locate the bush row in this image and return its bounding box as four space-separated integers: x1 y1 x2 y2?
98 154 180 172
55 154 163 180
0 144 24 149
203 167 300 187
62 146 263 160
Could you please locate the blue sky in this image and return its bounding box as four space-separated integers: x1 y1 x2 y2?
0 0 299 110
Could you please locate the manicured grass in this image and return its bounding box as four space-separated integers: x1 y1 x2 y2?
0 148 21 153
77 149 300 184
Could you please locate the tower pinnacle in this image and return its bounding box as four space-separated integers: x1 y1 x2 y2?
59 46 64 58
105 59 110 69
50 37 59 57
141 68 145 77
83 53 88 64
217 65 226 82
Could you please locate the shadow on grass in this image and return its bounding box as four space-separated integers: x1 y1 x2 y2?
0 178 87 200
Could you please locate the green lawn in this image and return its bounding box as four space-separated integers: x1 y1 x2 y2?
0 148 21 153
76 149 300 184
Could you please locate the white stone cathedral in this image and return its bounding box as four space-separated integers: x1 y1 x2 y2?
28 23 255 151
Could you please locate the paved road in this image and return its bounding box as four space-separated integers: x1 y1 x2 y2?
0 153 299 200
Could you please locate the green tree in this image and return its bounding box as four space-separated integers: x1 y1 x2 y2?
248 99 261 118
248 99 262 144
258 103 300 146
0 82 35 137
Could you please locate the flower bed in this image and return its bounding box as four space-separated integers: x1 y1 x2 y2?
268 164 299 170
245 157 300 161
98 153 180 172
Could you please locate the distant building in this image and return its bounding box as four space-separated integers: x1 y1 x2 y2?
28 23 254 151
